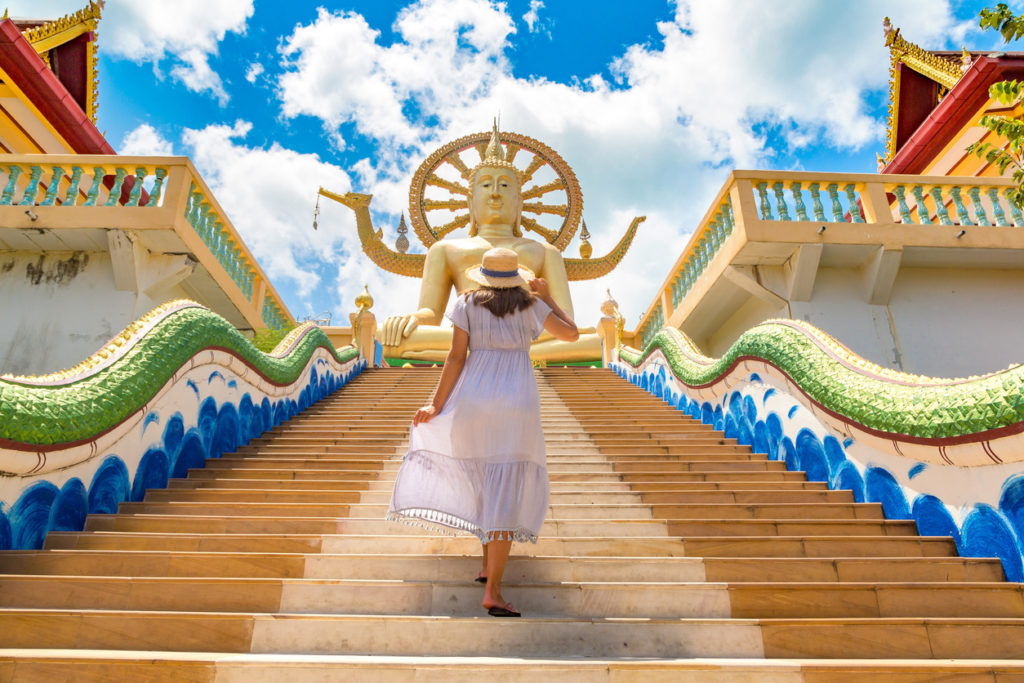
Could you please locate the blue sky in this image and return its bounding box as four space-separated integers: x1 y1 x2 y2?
17 0 1023 328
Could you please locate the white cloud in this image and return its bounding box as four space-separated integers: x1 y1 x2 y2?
269 0 981 328
245 62 264 84
178 120 421 321
119 124 174 156
522 0 547 35
13 0 254 103
278 1 514 148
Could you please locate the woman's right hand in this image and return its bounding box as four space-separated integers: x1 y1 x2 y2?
413 405 438 425
528 278 550 300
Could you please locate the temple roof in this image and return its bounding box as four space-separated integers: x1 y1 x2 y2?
876 18 1024 175
882 18 1024 175
9 0 102 124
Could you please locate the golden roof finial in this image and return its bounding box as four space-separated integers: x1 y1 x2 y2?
961 46 974 73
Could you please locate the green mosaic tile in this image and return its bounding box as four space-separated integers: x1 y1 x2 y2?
0 305 358 447
620 324 1024 439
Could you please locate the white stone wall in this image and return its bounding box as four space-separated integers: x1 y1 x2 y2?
697 266 1024 378
0 251 186 375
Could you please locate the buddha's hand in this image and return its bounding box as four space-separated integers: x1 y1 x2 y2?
380 314 420 347
528 278 551 300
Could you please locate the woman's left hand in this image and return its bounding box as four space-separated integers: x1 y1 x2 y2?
413 405 438 425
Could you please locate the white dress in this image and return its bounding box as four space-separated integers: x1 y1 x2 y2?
387 293 553 543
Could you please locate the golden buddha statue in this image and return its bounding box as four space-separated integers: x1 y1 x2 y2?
320 123 643 363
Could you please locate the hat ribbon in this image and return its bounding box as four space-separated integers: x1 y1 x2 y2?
479 267 520 278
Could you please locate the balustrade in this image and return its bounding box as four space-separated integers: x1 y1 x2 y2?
0 155 291 331
0 162 168 208
632 171 1020 347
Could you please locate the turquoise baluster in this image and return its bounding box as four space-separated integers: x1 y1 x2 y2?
709 217 722 250
0 166 22 205
949 187 971 225
772 182 791 220
205 215 218 251
844 184 864 222
83 167 105 206
104 168 128 206
791 182 808 221
968 187 990 226
185 185 200 225
826 183 843 222
755 182 773 220
809 182 826 221
202 209 217 246
145 168 167 207
911 186 931 224
722 202 735 234
65 167 83 206
194 203 209 241
18 165 43 205
40 167 64 206
127 168 146 206
218 230 231 269
211 223 224 260
929 187 952 225
1005 189 1024 226
988 188 1008 226
893 186 912 223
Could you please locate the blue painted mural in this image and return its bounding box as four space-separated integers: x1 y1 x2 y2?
0 360 365 550
613 361 1024 582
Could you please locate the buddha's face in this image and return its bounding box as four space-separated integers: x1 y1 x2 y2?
469 166 521 228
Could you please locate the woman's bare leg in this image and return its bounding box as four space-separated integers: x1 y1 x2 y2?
482 537 513 609
478 542 488 580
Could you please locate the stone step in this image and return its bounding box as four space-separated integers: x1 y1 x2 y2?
9 651 1023 683
84 513 919 538
342 489 852 505
185 468 381 481
0 549 1003 583
44 532 960 559
1 574 1021 619
344 502 881 521
2 609 1024 659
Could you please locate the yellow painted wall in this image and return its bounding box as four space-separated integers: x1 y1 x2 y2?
921 99 1024 179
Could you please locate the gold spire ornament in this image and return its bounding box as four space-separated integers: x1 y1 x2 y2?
579 219 593 259
395 212 410 254
468 119 524 184
355 284 373 311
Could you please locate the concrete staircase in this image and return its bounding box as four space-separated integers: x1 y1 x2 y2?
1 366 1023 680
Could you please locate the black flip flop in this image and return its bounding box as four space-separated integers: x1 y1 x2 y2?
487 605 521 617
474 576 487 584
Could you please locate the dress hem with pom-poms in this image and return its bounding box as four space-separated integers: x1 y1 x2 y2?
385 509 539 544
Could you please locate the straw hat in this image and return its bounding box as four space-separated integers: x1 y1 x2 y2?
465 247 534 289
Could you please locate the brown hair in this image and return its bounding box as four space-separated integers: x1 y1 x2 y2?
471 286 534 317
